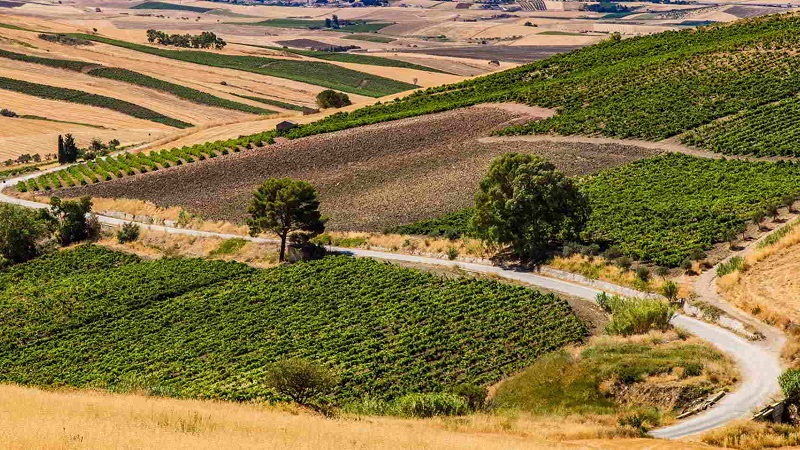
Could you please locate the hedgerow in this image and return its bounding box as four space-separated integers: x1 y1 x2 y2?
0 246 586 403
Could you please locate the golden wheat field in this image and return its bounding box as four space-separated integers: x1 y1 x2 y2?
0 383 720 450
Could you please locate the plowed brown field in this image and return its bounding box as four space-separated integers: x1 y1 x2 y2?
59 106 660 231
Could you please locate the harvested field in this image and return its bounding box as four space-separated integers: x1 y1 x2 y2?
59 106 660 231
402 45 587 63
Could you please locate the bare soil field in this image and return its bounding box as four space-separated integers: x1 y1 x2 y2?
59 106 660 231
402 45 587 63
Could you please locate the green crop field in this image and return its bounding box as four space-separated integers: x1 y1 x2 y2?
70 34 417 97
342 34 396 44
0 76 191 128
230 93 306 111
244 18 392 33
388 154 800 266
131 1 213 12
0 49 273 115
0 246 586 402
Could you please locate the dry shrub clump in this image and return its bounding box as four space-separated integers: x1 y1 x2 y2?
702 420 800 450
98 229 279 267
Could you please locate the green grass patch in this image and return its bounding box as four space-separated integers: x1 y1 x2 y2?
70 33 416 97
131 1 213 12
494 336 727 416
538 31 587 36
0 76 191 128
342 34 396 44
0 22 29 31
18 114 106 129
209 238 248 256
0 245 586 403
230 93 306 111
758 218 800 248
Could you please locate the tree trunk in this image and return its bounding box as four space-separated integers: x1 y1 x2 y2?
279 232 287 262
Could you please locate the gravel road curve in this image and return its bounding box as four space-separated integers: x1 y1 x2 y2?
0 167 783 440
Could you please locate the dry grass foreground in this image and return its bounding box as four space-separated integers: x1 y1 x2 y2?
717 222 800 330
0 383 719 450
58 106 662 231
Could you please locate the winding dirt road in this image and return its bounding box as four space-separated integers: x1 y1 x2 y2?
0 164 785 441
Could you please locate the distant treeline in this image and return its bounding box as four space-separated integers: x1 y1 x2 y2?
146 29 226 49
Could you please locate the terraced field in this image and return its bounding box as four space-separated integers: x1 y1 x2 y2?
0 245 586 403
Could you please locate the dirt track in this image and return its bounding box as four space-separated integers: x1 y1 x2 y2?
58 106 660 230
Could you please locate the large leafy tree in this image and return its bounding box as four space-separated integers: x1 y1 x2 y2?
472 153 590 261
47 196 95 246
247 178 326 262
0 203 51 266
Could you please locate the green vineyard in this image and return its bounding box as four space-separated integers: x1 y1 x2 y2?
0 246 586 402
16 133 274 192
388 155 800 266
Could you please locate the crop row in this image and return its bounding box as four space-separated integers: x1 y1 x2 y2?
0 49 273 115
0 246 586 402
0 76 192 128
16 132 274 192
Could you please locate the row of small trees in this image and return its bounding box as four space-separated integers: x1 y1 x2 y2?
57 134 120 164
145 29 226 49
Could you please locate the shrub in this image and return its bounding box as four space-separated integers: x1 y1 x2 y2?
617 408 661 433
779 369 800 401
452 383 488 412
0 108 17 117
116 222 141 244
393 393 469 418
265 359 339 408
616 256 633 271
660 281 679 302
716 256 745 277
316 89 352 109
447 246 458 260
635 266 650 282
604 297 674 336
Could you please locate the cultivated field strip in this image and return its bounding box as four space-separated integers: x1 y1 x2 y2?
70 33 418 97
0 48 275 115
0 76 191 128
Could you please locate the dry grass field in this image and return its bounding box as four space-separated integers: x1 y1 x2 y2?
0 383 721 450
58 105 662 231
718 223 800 331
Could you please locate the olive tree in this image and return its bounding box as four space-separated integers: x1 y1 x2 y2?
247 178 326 262
472 153 590 261
265 359 339 411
